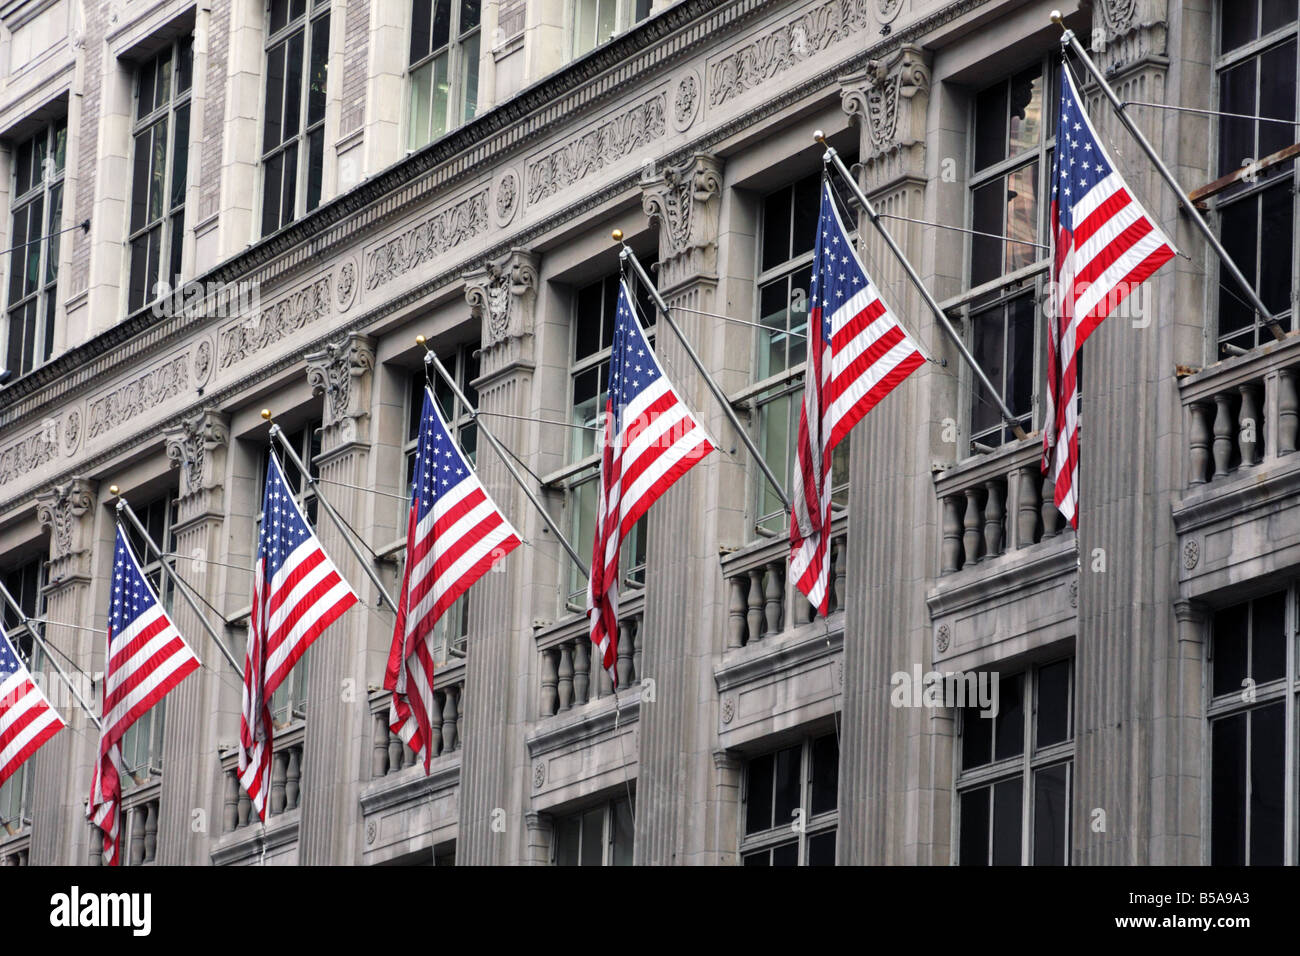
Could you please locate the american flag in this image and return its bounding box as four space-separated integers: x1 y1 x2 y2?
587 279 714 684
0 622 64 790
384 384 520 772
240 451 357 820
790 179 926 614
88 525 201 865
1043 65 1175 527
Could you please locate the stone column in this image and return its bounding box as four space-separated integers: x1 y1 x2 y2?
156 410 232 864
30 478 100 865
297 332 377 864
633 153 731 864
457 249 543 865
834 46 952 864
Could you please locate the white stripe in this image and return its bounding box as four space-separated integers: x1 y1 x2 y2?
827 335 920 431
0 692 61 769
620 423 711 518
1073 230 1171 323
263 578 355 688
102 643 196 734
408 522 517 624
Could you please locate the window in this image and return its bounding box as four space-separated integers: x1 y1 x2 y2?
6 120 65 376
118 495 178 790
553 794 634 865
128 38 192 316
562 268 656 604
1212 1 1298 354
407 0 480 150
956 658 1073 865
750 172 853 536
0 556 45 835
571 0 651 58
1208 589 1295 865
260 420 321 726
402 350 478 653
963 61 1059 451
262 0 330 235
740 732 838 865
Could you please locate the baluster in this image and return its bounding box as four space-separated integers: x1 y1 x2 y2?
1017 465 1040 547
388 729 404 773
541 647 559 717
443 687 459 752
631 614 641 685
962 487 983 566
237 787 251 829
557 642 574 711
764 560 785 634
1187 400 1212 482
373 711 390 778
1279 369 1298 454
130 807 146 866
746 568 764 643
832 538 846 613
270 750 288 815
401 725 416 768
144 801 158 863
573 639 591 705
941 494 963 573
286 747 301 811
617 619 633 688
1238 383 1261 466
596 650 614 697
1212 392 1235 478
455 686 464 749
983 479 1004 558
428 688 445 758
727 574 747 648
223 767 239 833
1041 474 1061 538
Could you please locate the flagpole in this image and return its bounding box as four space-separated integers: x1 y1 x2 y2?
110 489 238 671
616 240 793 512
0 578 99 729
815 134 1031 441
1050 10 1285 342
262 413 402 615
415 336 591 578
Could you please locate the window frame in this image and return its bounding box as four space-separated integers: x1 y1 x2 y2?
570 0 652 60
405 0 482 151
550 793 635 866
739 731 839 866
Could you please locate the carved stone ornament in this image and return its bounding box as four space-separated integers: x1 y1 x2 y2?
533 762 546 790
465 249 540 349
672 71 701 131
841 45 931 165
935 624 951 654
305 333 377 428
1183 539 1199 571
164 409 231 497
641 153 724 264
1094 0 1168 64
36 478 97 562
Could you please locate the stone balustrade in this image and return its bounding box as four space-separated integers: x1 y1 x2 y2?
1181 338 1300 486
0 834 29 866
220 728 306 833
369 661 467 778
935 439 1070 575
537 595 643 717
720 517 848 649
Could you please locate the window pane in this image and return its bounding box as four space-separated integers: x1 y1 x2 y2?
284 31 305 140
761 186 792 272
1036 659 1071 747
171 104 190 208
1006 294 1035 422
1250 591 1286 683
306 127 324 212
1261 0 1298 34
431 0 452 51
461 31 480 124
1007 67 1043 156
579 806 603 866
1249 702 1285 865
52 122 66 174
1221 0 1258 54
264 44 286 150
807 829 835 866
169 211 185 290
970 305 1005 438
1004 163 1038 273
810 733 838 816
1259 183 1294 317
994 671 1024 761
460 0 481 33
1032 764 1068 865
1217 199 1258 346
270 0 291 35
991 778 1022 865
758 279 790 378
138 58 156 120
555 814 580 866
742 849 769 866
1213 601 1249 697
262 150 284 236
974 82 1008 171
410 0 431 63
308 16 330 127
177 36 193 94
7 206 26 304
1210 712 1247 865
408 61 433 150
1258 40 1297 161
23 197 41 297
130 130 151 233
961 704 993 770
772 744 801 827
970 180 1004 287
770 841 798 866
791 173 821 259
611 797 634 865
959 787 990 865
280 141 299 226
430 52 450 140
745 752 773 834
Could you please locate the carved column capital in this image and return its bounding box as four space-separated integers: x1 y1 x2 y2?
640 152 724 289
305 332 376 445
164 409 230 503
465 248 540 351
1093 0 1168 71
36 477 99 576
840 44 931 192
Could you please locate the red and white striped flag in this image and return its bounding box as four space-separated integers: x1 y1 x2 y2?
88 525 201 865
0 622 64 789
1043 66 1175 527
239 452 357 820
790 179 926 614
587 280 714 685
384 384 520 772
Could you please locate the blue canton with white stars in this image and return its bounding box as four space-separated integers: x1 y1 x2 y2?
1052 66 1114 231
809 180 870 347
410 386 472 519
0 622 30 681
607 280 661 432
110 524 163 639
259 454 319 577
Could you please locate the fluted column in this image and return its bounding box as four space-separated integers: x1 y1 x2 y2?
157 409 233 863
30 478 101 865
298 332 377 864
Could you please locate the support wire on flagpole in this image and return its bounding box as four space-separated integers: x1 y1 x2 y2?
0 578 101 729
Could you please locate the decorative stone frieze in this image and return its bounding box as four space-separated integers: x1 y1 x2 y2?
305 333 377 446
35 478 98 578
365 190 490 292
219 275 332 369
86 354 190 441
0 420 60 488
641 153 724 290
840 44 931 192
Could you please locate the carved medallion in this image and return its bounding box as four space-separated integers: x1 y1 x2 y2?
935 624 951 654
336 260 358 313
1183 539 1200 570
672 72 700 131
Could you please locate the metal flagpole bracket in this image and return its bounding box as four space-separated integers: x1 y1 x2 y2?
415 336 590 577
1049 10 1286 343
814 131 1030 440
614 234 793 512
0 576 100 729
262 412 402 615
110 484 236 671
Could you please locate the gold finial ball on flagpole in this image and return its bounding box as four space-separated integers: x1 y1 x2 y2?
611 229 623 242
416 334 426 346
813 129 825 143
260 409 272 421
1050 9 1062 22
109 485 119 496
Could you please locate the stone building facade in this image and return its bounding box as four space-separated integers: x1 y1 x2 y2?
0 0 1296 865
